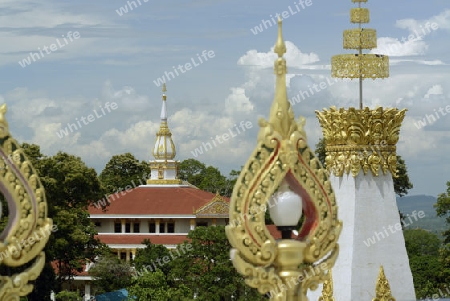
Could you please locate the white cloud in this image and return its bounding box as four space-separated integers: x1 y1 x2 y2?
238 41 320 69
424 85 444 98
396 9 450 33
371 37 428 57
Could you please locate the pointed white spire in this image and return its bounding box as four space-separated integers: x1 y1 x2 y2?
160 83 167 122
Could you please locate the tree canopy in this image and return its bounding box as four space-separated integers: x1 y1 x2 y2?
21 144 107 298
179 158 239 197
88 251 134 295
99 152 150 194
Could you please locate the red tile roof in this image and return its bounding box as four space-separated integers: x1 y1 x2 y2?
89 186 229 215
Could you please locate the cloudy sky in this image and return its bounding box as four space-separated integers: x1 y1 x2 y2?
0 0 449 197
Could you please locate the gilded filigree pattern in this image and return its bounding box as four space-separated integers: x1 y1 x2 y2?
319 270 335 301
343 28 377 49
0 104 52 298
225 19 341 301
195 193 229 217
331 54 389 79
350 8 369 23
372 266 396 301
332 0 389 82
316 106 405 177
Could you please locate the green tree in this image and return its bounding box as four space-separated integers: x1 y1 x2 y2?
314 138 413 197
436 181 450 244
404 229 445 298
0 144 106 299
21 145 106 294
394 156 413 197
133 239 171 276
89 252 134 294
55 290 82 301
223 168 242 197
179 159 229 195
168 226 266 300
99 152 150 194
404 229 441 257
127 269 172 301
435 181 450 285
179 158 206 187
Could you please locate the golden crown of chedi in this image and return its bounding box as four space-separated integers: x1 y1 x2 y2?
316 106 406 177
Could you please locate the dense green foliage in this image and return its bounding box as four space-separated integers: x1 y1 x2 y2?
54 290 82 301
88 251 134 295
125 226 267 300
178 158 240 197
99 152 151 194
404 229 446 298
0 143 107 300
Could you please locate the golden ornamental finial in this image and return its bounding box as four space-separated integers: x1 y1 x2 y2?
274 18 286 58
319 270 335 301
226 18 342 301
373 266 396 301
162 83 167 101
266 18 297 139
332 0 389 109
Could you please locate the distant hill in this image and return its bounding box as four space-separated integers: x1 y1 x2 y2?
396 194 446 237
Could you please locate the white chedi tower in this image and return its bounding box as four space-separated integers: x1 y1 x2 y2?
147 83 182 185
308 107 416 301
308 0 416 300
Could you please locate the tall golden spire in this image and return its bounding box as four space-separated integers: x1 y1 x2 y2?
267 18 298 140
226 18 341 301
332 0 389 109
152 83 176 160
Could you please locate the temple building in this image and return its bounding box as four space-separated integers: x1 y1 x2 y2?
88 84 230 260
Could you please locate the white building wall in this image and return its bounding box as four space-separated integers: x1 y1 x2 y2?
308 170 416 301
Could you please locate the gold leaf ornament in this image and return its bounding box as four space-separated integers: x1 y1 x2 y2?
0 104 52 299
226 20 342 301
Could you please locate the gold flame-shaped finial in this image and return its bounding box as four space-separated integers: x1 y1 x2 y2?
267 18 297 139
274 18 286 58
225 17 342 301
162 83 167 101
319 270 336 301
332 0 389 109
373 265 396 301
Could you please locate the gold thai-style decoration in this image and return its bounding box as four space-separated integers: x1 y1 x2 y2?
373 266 396 301
316 106 405 177
319 270 335 301
225 19 342 301
148 84 182 185
332 0 389 108
194 192 229 217
0 104 52 299
152 83 177 160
